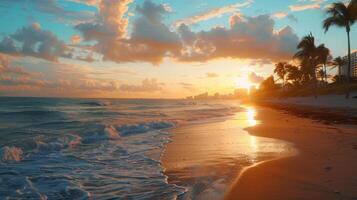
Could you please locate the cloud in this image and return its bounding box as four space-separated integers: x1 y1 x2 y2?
0 23 69 62
0 54 32 76
0 55 121 95
120 78 164 92
271 11 298 22
248 72 264 83
289 4 320 11
272 12 288 19
0 76 48 87
249 59 272 66
71 35 82 44
76 0 181 64
74 1 299 64
173 1 253 27
179 82 196 92
206 73 219 78
289 0 325 11
69 0 101 7
75 0 132 41
0 53 46 88
175 14 299 62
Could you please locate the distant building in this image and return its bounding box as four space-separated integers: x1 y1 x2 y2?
342 50 357 77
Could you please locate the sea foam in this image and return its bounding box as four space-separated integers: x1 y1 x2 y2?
0 146 23 162
118 121 175 135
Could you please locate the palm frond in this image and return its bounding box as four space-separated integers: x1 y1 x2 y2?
348 0 357 23
323 1 350 32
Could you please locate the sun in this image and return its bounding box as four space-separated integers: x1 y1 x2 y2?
235 76 254 92
235 75 261 95
235 77 249 89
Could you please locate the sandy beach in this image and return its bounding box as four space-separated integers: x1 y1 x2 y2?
268 92 357 109
162 100 357 199
162 107 296 199
225 106 357 200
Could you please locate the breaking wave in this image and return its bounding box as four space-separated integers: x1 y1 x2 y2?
0 98 238 199
0 146 23 162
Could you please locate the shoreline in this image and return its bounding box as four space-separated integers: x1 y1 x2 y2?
224 147 298 198
251 100 357 125
225 105 357 200
161 106 295 199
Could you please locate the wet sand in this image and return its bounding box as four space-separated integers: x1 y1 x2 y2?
162 108 295 199
225 106 357 200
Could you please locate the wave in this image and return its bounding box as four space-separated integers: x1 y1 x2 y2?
79 101 111 107
0 146 23 162
83 126 120 143
0 173 90 200
82 121 174 144
118 121 175 136
104 125 120 139
0 110 66 122
0 98 244 199
33 134 82 153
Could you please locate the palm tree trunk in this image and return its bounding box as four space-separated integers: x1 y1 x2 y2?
324 64 327 86
313 67 318 99
346 28 351 99
282 76 285 91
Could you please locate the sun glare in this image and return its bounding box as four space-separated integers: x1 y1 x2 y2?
235 77 253 94
235 76 259 95
246 107 257 126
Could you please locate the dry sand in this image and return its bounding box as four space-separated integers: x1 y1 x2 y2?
225 106 357 200
268 92 357 109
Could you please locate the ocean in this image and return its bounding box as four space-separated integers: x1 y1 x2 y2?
0 97 243 199
0 97 292 199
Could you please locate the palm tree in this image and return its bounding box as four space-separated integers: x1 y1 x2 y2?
330 56 345 77
294 33 323 98
316 44 330 85
323 0 357 98
274 62 288 89
318 69 325 84
286 64 303 86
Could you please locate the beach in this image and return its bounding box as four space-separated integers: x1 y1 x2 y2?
1 97 356 199
162 105 296 199
225 105 357 200
163 98 357 199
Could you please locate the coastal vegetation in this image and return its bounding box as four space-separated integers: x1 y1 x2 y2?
256 0 357 99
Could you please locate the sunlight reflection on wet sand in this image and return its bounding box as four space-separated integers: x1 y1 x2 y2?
162 105 295 199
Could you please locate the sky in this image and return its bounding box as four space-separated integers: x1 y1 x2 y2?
0 0 356 98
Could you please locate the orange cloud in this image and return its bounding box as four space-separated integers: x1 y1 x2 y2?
248 72 264 84
76 0 181 65
173 1 252 27
176 14 299 62
206 73 219 78
72 1 300 65
272 12 288 19
120 78 164 92
289 0 323 12
71 35 82 44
